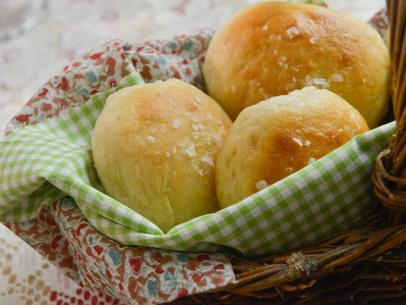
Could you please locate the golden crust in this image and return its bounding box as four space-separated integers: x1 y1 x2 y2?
203 2 390 127
91 79 232 232
215 87 369 208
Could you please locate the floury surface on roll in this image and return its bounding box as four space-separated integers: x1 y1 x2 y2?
216 87 369 208
203 1 390 127
91 79 232 232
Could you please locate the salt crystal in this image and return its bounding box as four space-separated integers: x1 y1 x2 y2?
231 84 236 93
165 152 171 158
213 135 222 147
287 26 300 38
330 73 344 82
195 168 204 176
159 91 164 96
262 24 269 31
172 119 181 129
304 140 311 146
312 78 330 88
256 180 269 191
308 157 316 165
292 137 303 146
147 136 156 143
310 37 318 44
183 144 196 157
201 155 214 167
192 123 203 131
305 75 313 86
194 97 204 105
172 147 177 154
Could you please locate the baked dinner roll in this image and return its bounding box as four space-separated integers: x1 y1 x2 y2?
203 2 390 127
92 79 232 232
216 87 369 208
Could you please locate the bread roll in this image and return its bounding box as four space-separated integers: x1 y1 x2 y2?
203 2 390 127
92 79 232 232
216 87 369 208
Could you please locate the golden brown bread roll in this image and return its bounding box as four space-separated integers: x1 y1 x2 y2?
92 79 232 232
216 87 369 208
203 2 390 127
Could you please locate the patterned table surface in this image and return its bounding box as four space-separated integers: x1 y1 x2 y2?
0 0 385 304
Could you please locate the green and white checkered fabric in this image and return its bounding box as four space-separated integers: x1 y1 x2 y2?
0 72 395 256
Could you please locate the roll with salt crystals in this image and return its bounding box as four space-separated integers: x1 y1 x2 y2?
91 79 232 232
216 87 369 208
203 1 390 127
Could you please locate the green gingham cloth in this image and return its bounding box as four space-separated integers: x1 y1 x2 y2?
0 72 395 256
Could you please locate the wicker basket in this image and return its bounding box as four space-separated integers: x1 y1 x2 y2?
171 1 406 304
2 2 405 305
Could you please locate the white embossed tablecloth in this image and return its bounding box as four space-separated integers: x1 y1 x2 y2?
0 1 385 304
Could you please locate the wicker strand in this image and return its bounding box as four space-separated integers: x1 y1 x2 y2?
392 4 406 170
373 0 406 224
